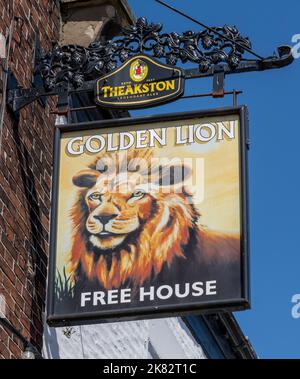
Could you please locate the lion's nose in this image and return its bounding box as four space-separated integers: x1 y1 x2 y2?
94 214 118 225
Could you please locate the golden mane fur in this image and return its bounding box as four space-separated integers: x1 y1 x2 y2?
68 149 239 290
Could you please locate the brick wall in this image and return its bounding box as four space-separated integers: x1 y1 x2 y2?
0 0 60 358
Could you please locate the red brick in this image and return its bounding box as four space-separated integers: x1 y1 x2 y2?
0 341 10 359
8 338 22 358
0 0 59 356
0 326 9 345
0 255 16 284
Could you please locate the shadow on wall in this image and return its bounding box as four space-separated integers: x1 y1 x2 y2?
43 323 60 359
12 115 48 350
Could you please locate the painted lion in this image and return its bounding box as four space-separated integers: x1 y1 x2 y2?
68 148 240 296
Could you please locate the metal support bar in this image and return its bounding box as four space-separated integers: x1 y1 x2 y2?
155 0 264 60
32 32 46 109
0 317 43 358
213 72 225 98
0 317 27 347
5 13 294 114
7 46 292 114
54 92 70 116
51 104 97 114
49 90 242 114
184 47 294 79
233 90 238 108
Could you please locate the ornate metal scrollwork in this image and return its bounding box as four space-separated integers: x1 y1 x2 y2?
7 17 294 113
37 17 255 91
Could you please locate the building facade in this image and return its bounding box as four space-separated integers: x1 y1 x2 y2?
0 0 256 359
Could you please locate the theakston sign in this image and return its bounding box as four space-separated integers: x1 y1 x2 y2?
47 107 250 326
95 54 185 108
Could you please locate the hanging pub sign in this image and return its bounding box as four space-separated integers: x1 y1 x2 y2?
95 54 185 109
47 107 250 326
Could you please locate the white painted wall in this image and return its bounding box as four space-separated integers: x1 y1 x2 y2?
43 318 207 359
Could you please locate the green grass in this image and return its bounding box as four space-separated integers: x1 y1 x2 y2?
54 267 76 313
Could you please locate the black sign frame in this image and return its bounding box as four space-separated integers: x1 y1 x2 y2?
47 106 250 327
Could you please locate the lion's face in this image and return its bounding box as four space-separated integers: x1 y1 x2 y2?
84 182 154 250
73 170 156 250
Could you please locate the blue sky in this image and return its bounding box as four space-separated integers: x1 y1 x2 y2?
128 0 300 358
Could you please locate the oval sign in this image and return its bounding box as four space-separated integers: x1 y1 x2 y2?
95 55 185 109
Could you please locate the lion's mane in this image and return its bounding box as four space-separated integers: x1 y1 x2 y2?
68 149 239 290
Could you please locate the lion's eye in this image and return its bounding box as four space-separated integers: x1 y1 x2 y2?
132 189 145 198
89 193 102 201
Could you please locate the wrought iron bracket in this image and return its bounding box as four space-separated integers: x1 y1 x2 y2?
6 31 46 114
54 92 70 116
213 71 225 98
6 18 294 113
